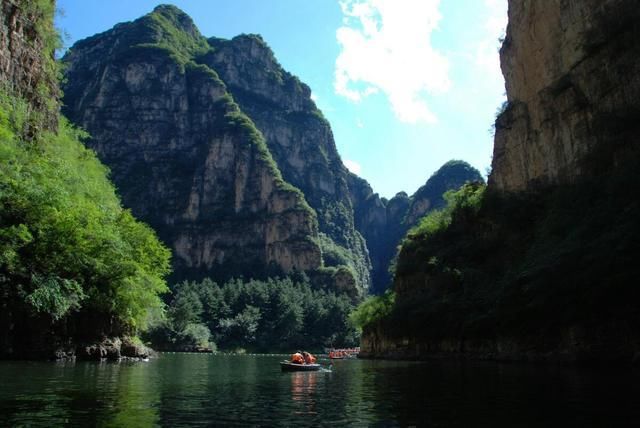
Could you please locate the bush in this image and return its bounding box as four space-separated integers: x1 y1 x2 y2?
180 323 211 349
349 290 395 330
406 183 485 242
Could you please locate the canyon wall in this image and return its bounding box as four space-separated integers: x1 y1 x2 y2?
490 0 640 191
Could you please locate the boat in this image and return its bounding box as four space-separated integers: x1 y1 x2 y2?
280 361 321 372
327 347 360 359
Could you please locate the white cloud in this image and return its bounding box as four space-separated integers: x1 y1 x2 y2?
356 118 364 128
335 0 450 124
310 92 318 102
343 159 362 175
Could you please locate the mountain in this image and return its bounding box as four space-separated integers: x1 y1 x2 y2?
62 5 337 289
62 5 478 296
360 0 640 364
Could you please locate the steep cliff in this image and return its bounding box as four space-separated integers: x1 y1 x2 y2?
202 34 371 291
490 0 640 191
62 6 323 283
361 0 640 363
350 161 483 294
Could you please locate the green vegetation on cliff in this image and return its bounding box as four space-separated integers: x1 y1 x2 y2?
0 92 170 338
139 4 211 64
355 160 484 295
350 289 395 331
0 1 171 358
404 183 485 244
146 276 358 351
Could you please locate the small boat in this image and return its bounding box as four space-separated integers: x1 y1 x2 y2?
328 348 359 359
280 361 321 372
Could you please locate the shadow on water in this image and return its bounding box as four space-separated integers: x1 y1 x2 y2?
0 355 638 426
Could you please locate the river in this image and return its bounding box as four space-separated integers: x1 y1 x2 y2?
0 354 638 426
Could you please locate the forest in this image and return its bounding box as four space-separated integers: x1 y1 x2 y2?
146 276 358 352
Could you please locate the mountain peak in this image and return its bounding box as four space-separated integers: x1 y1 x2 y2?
149 4 199 36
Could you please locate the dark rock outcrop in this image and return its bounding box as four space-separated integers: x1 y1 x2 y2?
75 337 154 361
360 322 640 364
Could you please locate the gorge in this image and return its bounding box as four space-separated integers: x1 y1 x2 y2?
2 0 637 363
1 1 481 357
2 0 640 424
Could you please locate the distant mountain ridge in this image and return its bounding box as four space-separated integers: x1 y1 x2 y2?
349 161 484 293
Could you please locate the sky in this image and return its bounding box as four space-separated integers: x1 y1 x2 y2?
56 0 508 199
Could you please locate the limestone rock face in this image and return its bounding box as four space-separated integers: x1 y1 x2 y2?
203 35 371 293
0 0 58 129
490 0 640 191
62 6 321 281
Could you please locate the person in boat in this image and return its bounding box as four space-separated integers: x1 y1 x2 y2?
291 351 305 364
302 351 316 364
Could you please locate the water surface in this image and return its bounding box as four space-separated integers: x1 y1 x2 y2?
0 354 638 426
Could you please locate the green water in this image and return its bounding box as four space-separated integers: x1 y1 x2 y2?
0 354 638 427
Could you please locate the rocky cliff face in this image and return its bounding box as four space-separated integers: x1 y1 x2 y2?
490 0 640 191
62 6 322 282
0 0 58 130
202 34 371 292
350 161 483 293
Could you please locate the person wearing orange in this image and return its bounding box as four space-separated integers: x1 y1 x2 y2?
291 351 305 364
302 351 316 364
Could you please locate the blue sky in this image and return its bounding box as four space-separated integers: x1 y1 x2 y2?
56 0 507 198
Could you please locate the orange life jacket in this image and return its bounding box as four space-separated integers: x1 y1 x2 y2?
291 353 304 364
303 352 316 364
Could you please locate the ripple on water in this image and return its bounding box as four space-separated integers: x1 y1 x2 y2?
0 355 639 426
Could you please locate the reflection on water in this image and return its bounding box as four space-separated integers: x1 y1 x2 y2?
291 372 318 415
0 354 638 426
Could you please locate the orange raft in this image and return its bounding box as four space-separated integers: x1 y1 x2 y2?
327 347 360 359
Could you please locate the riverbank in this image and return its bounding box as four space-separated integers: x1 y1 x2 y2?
360 322 640 366
1 336 155 362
